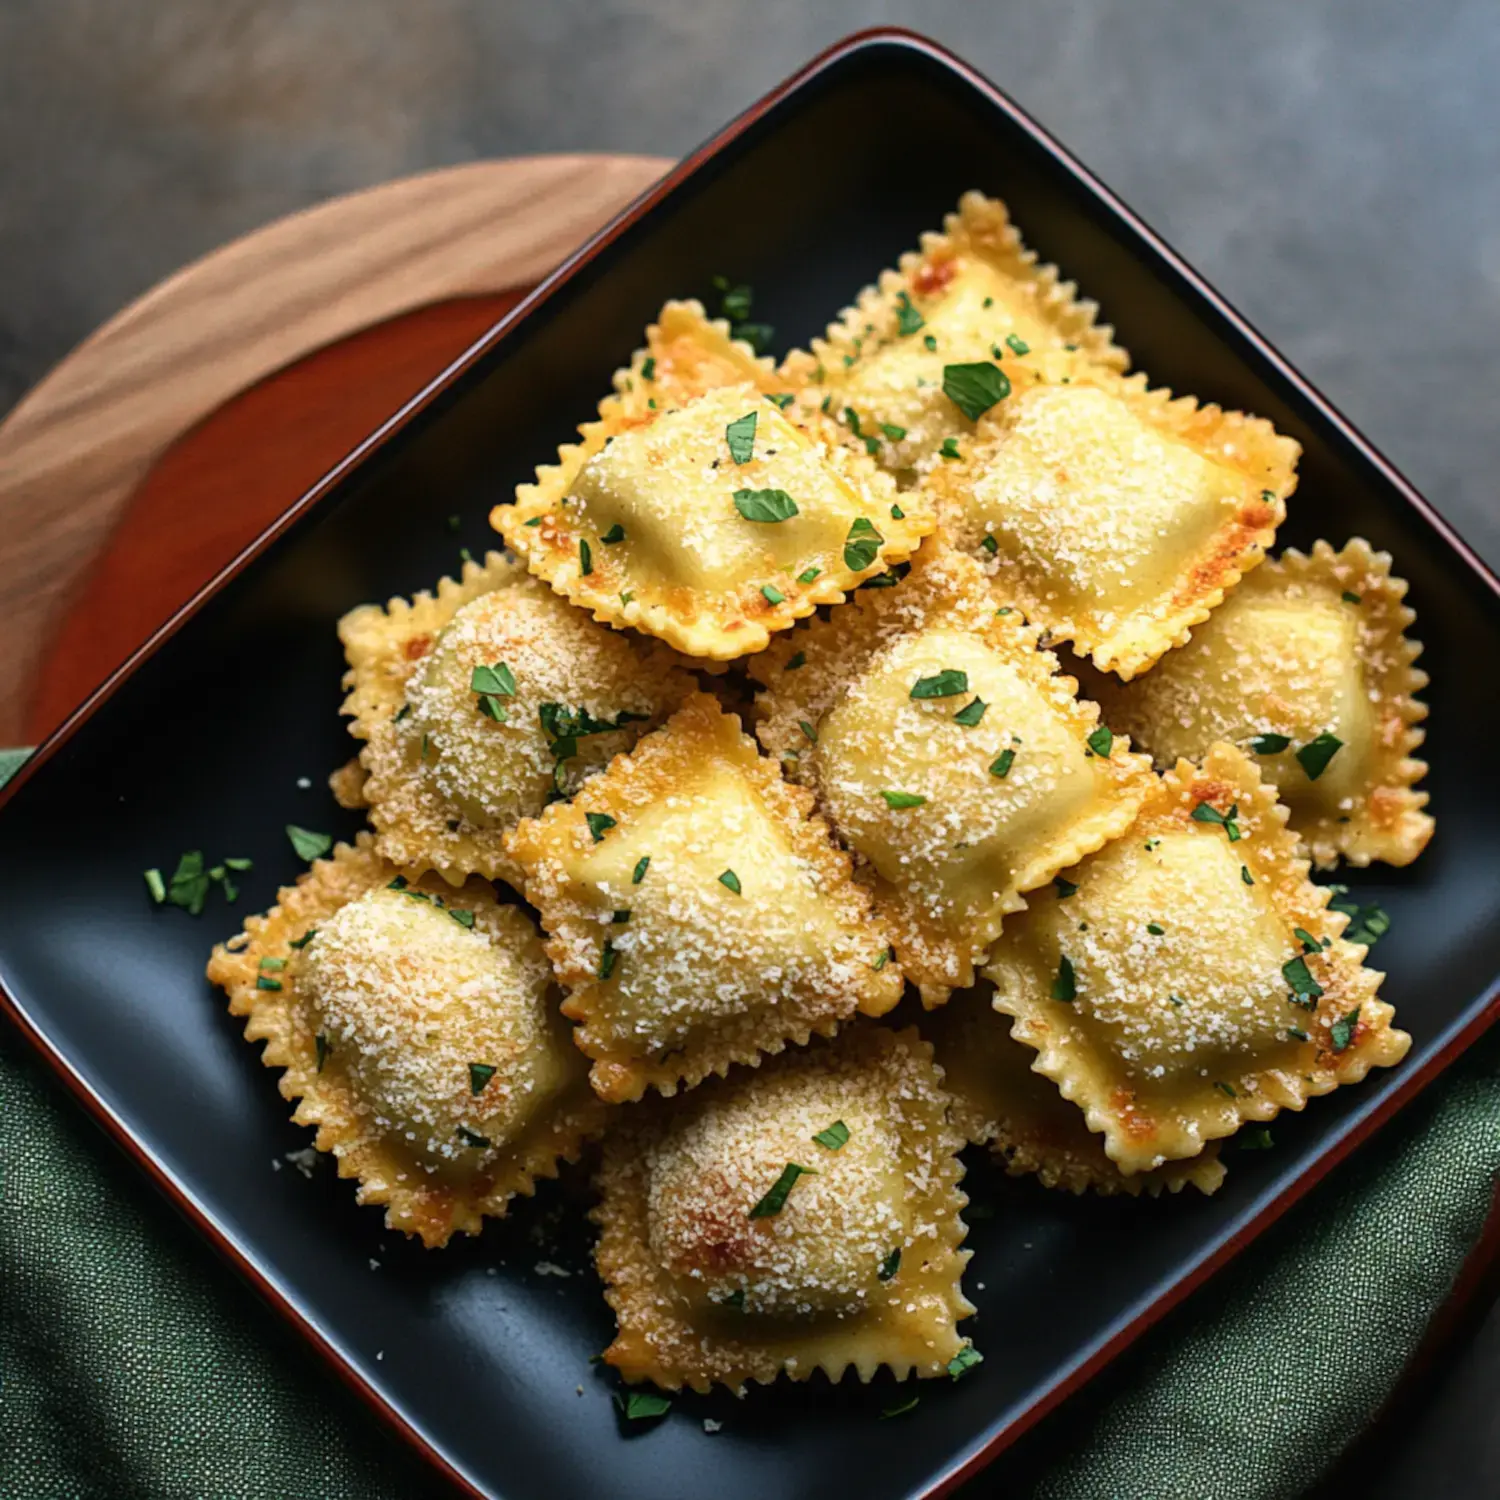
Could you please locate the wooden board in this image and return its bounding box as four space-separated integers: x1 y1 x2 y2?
0 153 669 742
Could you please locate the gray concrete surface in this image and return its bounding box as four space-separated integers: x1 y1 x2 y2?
1 3 1498 1496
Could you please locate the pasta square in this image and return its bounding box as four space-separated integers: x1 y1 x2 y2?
338 551 693 886
1087 538 1431 868
592 1026 973 1393
753 544 1155 1006
781 190 1127 473
926 982 1224 1196
495 301 932 660
505 693 904 1103
985 743 1410 1174
205 835 609 1248
928 366 1299 678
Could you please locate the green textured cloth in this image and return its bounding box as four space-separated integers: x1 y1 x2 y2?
1 740 1495 1500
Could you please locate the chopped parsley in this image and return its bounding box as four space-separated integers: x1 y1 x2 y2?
598 940 618 981
878 1247 901 1281
315 1034 331 1072
1282 954 1324 1001
1287 1025 1310 1042
1146 922 1165 936
766 392 795 409
881 1395 920 1420
615 1390 671 1422
469 1062 497 1095
394 703 412 721
786 651 806 671
939 437 962 461
224 857 252 872
1249 732 1290 754
748 1162 816 1218
843 517 884 571
880 790 926 809
1214 1081 1238 1099
631 856 650 884
579 539 593 576
895 290 925 335
942 362 1011 421
718 869 742 895
725 410 758 464
948 1345 983 1380
734 487 799 523
797 567 821 584
1189 801 1242 841
289 928 317 949
640 356 656 381
990 747 1017 779
910 668 969 699
953 697 988 727
811 1120 850 1151
470 661 516 696
881 422 907 441
979 534 998 555
258 956 286 971
1326 886 1390 946
1294 927 1326 953
798 720 818 743
1085 725 1114 758
1238 1126 1274 1151
923 333 938 351
1005 333 1030 356
1296 732 1343 781
761 584 786 605
1330 1004 1362 1053
286 825 332 862
1342 590 1362 604
585 812 617 843
612 909 631 924
601 523 627 544
255 975 282 992
1051 954 1077 1003
456 1126 492 1151
1054 876 1078 899
143 868 166 904
1241 865 1255 886
891 503 905 520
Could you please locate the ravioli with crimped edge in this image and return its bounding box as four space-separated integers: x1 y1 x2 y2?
780 190 1127 476
591 1025 973 1393
985 743 1409 1174
926 361 1299 679
925 981 1225 1196
494 301 933 661
338 551 693 887
753 543 1155 1006
205 834 610 1248
1085 538 1431 869
504 692 903 1104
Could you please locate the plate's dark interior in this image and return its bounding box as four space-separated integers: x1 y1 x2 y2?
2 34 1499 1500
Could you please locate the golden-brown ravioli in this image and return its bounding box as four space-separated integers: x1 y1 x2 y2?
338 552 693 886
1087 539 1431 868
494 301 932 660
205 835 609 1247
927 365 1299 678
925 982 1224 1196
504 692 903 1103
754 544 1155 1005
781 190 1127 474
985 743 1409 1174
592 1026 973 1393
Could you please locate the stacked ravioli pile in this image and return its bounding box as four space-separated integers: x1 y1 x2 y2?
209 191 1431 1399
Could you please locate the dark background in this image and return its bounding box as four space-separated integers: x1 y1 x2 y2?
1 3 1496 1495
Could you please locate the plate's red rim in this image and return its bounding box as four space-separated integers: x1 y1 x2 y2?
2 26 1499 1500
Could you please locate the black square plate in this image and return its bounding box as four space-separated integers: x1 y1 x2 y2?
2 29 1498 1500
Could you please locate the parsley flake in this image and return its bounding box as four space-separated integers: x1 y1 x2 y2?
766 392 795 409
456 1126 491 1150
1342 590 1362 604
895 290 925 336
725 411 758 464
891 503 905 520
1055 876 1078 899
1294 927 1325 953
943 362 1011 421
990 747 1017 778
1331 1004 1362 1052
1189 801 1241 840
255 975 282 992
843 517 884 571
1214 1081 1238 1099
1241 865 1255 885
939 437 962 461
601 523 626 544
796 567 821 584
910 669 969 699
1005 333 1030 356
948 1345 984 1380
1283 954 1324 1001
143 868 166 904
734 488 799 523
786 651 806 671
1296 732 1343 781
1085 725 1114 758
615 1390 671 1422
471 661 516 698
953 697 988 727
450 907 476 930
882 1395 920 1420
749 1162 816 1218
1239 1126 1274 1151
812 1120 850 1151
631 856 650 884
1146 922 1165 935
1287 1025 1310 1042
923 334 938 351
879 1247 901 1281
286 825 332 862
585 812 617 843
290 928 317 949
979 533 998 555
762 584 786 605
598 940 618 981
1249 732 1291 754
1051 954 1077 1003
315 1034 331 1072
640 356 656 381
718 869 742 895
1327 887 1390 946
880 790 926 809
469 1062 497 1095
798 719 818 743
578 539 593 576
881 422 907 441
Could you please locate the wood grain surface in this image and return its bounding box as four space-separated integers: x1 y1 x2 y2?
0 152 669 742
